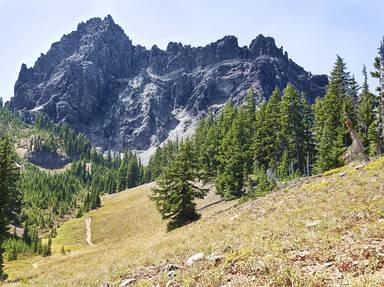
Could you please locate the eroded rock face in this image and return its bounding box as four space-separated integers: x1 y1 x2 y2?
10 15 328 154
24 150 71 169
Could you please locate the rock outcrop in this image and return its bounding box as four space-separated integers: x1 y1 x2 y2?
24 150 71 169
10 15 328 157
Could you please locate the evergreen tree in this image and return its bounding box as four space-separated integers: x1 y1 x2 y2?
242 88 256 173
0 137 20 279
368 120 381 156
127 155 140 188
116 153 128 191
195 112 220 179
369 40 384 155
358 66 376 149
253 87 282 170
151 140 207 230
278 84 305 177
301 94 315 175
314 56 355 172
216 109 247 199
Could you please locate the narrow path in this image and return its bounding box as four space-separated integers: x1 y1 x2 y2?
85 217 95 246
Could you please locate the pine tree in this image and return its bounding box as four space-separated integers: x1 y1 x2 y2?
278 84 305 177
127 155 140 188
216 109 247 199
151 140 207 230
242 88 256 173
368 120 381 156
0 137 20 279
116 153 128 191
314 56 355 172
358 66 376 149
253 87 282 170
368 40 384 155
195 112 220 178
301 93 315 175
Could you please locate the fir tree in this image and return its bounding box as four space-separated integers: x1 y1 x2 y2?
216 109 247 199
253 87 282 170
0 137 20 279
278 84 305 177
314 56 355 172
358 65 376 149
368 121 381 156
127 155 140 188
301 93 315 175
151 140 207 230
116 153 128 191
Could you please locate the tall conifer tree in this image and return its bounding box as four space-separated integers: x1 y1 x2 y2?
0 137 20 279
151 140 207 230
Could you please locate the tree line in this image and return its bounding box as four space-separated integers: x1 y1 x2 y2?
152 51 384 229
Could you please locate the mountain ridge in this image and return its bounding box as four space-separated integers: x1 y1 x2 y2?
9 15 328 157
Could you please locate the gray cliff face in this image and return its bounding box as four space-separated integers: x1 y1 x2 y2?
10 15 328 153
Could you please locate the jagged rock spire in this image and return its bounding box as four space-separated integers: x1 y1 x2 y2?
9 16 328 154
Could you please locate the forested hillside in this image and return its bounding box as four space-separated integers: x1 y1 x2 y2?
148 51 383 229
0 109 149 278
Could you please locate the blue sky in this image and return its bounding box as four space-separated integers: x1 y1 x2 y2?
0 0 383 101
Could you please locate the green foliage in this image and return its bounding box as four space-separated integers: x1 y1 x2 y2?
0 136 20 279
358 66 376 150
34 113 91 158
149 83 319 204
250 167 276 198
216 108 249 199
0 107 26 139
368 121 381 157
253 87 282 170
20 164 83 228
151 140 207 230
147 53 384 228
277 84 306 177
3 225 52 260
313 56 356 172
101 152 142 193
145 141 179 182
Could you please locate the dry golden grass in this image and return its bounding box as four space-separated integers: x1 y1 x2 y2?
4 160 384 286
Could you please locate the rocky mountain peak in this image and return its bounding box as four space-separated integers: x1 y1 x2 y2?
9 16 328 161
249 34 283 58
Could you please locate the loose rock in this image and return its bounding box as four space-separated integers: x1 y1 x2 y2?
185 252 204 266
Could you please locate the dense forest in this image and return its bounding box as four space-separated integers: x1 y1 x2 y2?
151 53 383 229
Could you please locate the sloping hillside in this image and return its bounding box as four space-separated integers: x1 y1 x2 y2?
5 159 384 286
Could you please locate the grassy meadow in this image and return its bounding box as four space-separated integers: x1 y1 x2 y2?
4 159 384 286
